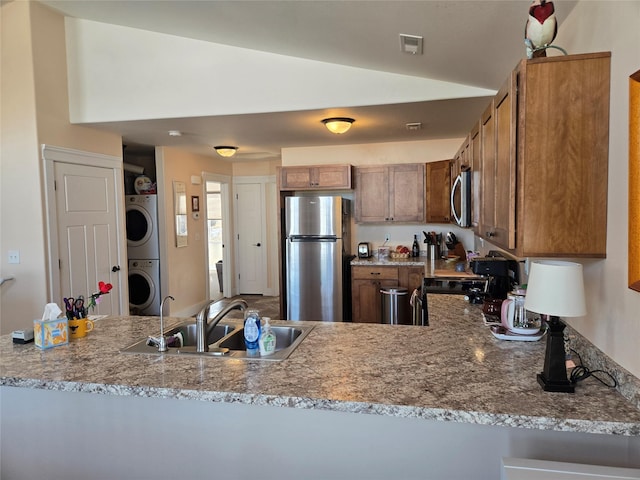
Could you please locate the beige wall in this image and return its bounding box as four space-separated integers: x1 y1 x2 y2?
282 139 462 167
0 1 46 334
0 1 121 334
158 146 232 314
557 2 640 377
157 149 279 313
232 159 280 177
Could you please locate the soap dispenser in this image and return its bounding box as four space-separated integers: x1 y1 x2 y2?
258 317 276 356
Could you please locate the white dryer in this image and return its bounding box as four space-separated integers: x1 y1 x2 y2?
128 259 160 316
126 195 159 259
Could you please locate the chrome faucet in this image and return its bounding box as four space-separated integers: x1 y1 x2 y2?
148 295 175 352
195 298 248 353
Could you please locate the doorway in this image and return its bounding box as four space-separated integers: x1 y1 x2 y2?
203 172 231 301
42 145 127 314
206 180 224 300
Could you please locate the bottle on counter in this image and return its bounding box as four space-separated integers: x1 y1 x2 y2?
412 235 420 257
243 309 262 355
258 317 276 356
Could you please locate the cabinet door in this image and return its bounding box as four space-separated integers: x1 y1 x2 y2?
469 121 481 233
388 163 425 223
352 279 398 323
426 160 451 223
279 167 313 190
314 165 352 189
493 72 517 250
351 266 399 323
518 53 610 256
280 165 352 190
399 266 425 292
355 166 389 222
480 100 496 239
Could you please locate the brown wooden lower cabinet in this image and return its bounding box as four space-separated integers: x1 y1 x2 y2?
351 265 424 323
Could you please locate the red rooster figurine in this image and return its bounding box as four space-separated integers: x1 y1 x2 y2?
525 0 558 58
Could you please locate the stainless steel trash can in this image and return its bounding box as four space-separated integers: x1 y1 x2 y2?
380 287 410 325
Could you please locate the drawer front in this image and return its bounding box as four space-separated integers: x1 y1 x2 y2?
352 267 399 280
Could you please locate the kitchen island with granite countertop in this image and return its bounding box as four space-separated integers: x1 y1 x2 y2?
2 295 639 479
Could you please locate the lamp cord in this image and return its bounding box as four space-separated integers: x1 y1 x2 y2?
568 348 618 389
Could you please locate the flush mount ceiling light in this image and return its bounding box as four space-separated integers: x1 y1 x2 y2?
322 117 355 134
168 130 182 137
214 146 238 158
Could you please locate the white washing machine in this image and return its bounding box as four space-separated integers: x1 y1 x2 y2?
128 259 160 316
126 195 159 260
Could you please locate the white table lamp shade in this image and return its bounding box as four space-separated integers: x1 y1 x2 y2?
524 261 587 317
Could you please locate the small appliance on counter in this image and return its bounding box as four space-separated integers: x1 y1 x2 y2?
468 252 520 301
358 242 371 258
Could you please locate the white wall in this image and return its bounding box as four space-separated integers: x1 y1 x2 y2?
63 18 495 123
554 1 640 378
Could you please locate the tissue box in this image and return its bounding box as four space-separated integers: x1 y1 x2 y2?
33 318 68 349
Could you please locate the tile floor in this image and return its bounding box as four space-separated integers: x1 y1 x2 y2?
211 295 281 320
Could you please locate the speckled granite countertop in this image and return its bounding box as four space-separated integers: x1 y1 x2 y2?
351 256 427 267
2 295 639 436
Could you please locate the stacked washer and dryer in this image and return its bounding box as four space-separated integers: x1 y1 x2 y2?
126 195 161 315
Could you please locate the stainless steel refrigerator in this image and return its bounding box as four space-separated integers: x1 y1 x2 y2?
285 196 351 321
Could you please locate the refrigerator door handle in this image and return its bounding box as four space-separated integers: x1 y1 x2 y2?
289 237 337 242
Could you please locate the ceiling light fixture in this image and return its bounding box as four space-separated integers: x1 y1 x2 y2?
322 117 355 135
214 146 238 158
168 130 182 137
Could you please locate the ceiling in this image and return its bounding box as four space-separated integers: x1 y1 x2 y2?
39 0 578 160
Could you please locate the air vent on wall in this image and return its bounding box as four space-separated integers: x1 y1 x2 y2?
399 34 424 55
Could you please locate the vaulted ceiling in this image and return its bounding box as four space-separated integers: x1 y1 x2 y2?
39 0 578 159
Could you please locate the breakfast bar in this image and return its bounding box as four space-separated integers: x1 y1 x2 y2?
1 295 639 479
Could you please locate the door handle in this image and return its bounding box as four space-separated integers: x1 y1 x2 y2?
112 265 121 272
253 243 261 247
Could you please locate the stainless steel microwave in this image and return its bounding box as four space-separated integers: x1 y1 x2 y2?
450 169 471 227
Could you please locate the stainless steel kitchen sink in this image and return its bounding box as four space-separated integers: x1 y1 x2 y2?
120 321 313 361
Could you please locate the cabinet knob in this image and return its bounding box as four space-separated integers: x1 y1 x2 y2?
486 231 495 237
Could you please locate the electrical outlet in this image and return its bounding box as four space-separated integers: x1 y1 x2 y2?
8 250 20 264
385 233 390 243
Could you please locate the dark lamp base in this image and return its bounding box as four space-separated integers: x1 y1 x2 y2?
537 373 575 393
538 315 575 394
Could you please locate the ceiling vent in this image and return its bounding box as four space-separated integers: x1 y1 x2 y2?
406 122 422 131
399 34 423 55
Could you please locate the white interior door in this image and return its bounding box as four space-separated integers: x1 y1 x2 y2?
235 182 265 294
55 162 120 315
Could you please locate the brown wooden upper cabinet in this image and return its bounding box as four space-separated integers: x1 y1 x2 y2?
278 164 352 190
426 160 451 223
355 163 425 223
468 52 611 258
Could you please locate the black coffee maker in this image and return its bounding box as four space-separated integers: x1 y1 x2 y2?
469 252 520 300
